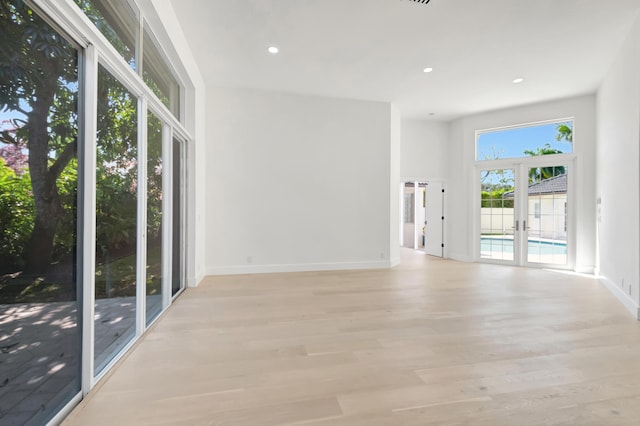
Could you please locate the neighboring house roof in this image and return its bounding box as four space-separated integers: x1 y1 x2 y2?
503 173 567 198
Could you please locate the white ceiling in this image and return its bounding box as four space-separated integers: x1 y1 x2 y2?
169 0 640 121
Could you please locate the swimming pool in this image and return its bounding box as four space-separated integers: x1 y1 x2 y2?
481 237 567 255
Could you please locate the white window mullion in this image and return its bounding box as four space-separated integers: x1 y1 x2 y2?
180 140 188 293
516 164 528 266
81 44 98 395
28 0 90 48
135 0 143 76
137 98 149 336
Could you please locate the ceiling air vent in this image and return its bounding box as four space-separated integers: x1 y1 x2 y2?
408 0 432 4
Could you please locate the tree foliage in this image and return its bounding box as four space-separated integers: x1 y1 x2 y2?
556 123 572 143
0 0 78 274
0 1 162 302
0 139 28 174
481 189 514 208
523 144 566 182
0 157 34 271
95 66 138 261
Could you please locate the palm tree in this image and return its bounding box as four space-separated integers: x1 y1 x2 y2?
556 123 572 142
524 144 565 182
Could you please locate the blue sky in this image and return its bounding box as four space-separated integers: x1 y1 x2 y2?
0 109 23 129
0 102 29 133
477 121 572 161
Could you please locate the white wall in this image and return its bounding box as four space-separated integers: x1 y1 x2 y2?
400 119 449 181
596 15 640 317
446 119 466 260
390 105 401 265
447 95 597 270
205 87 396 274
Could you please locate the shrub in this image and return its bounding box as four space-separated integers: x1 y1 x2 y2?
0 157 34 272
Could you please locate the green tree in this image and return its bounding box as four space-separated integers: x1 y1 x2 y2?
0 1 148 302
0 157 34 271
94 66 138 258
556 123 572 143
524 144 565 182
0 0 78 273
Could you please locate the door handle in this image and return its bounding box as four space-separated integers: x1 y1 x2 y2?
512 220 519 231
523 220 530 230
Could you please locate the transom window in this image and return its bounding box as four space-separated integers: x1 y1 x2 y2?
74 0 181 119
476 120 573 161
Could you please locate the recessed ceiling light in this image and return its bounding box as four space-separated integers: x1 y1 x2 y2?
512 77 524 84
268 46 279 54
423 67 434 73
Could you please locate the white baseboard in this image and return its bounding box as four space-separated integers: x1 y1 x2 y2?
206 260 393 276
576 265 596 275
599 275 640 319
389 257 400 267
448 252 473 262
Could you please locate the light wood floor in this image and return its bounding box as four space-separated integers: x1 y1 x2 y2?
63 249 640 425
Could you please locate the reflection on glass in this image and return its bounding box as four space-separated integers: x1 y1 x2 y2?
526 165 568 265
146 112 163 325
480 169 515 261
143 25 180 117
74 0 138 70
94 65 138 375
172 138 183 296
0 2 80 424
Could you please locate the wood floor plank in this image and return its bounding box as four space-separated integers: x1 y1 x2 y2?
63 249 640 425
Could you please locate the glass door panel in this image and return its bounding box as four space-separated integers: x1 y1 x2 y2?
94 65 138 375
402 184 415 248
525 164 568 266
0 4 81 422
146 112 163 325
480 168 516 262
171 138 184 297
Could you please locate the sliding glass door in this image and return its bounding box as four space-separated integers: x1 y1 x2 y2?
93 64 139 375
171 138 186 297
0 4 82 424
0 1 190 422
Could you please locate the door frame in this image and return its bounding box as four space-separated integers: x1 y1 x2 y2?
473 154 576 269
400 180 445 256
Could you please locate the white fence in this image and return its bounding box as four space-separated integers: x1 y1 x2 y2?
481 207 515 235
481 198 567 240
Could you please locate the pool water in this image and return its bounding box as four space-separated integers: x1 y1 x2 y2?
481 237 566 255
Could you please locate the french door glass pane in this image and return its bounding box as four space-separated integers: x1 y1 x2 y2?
526 165 568 265
0 3 81 424
480 169 515 261
146 112 163 325
94 65 138 375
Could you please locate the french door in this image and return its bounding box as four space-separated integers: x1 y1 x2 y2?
477 159 573 268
